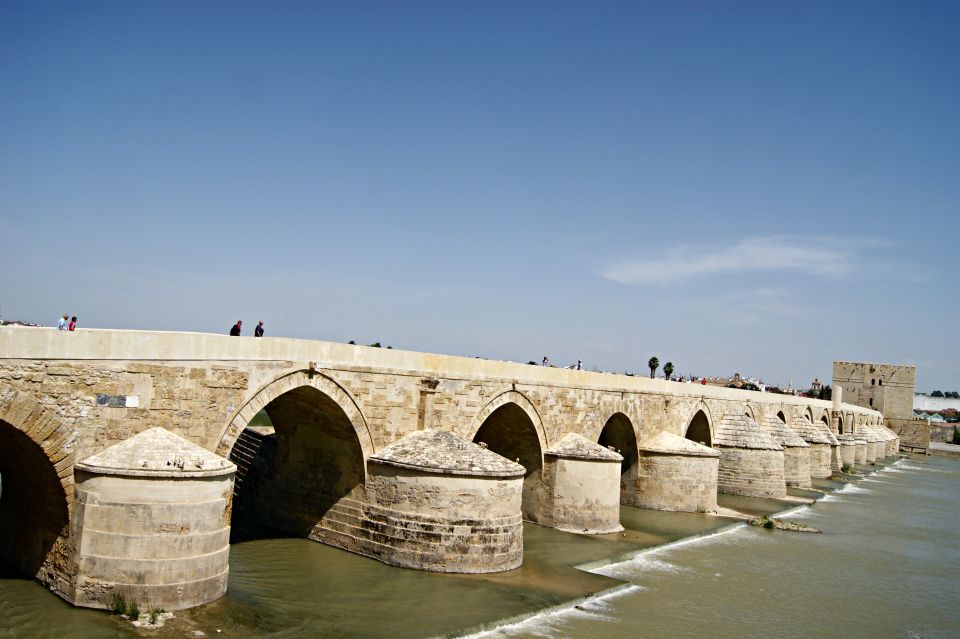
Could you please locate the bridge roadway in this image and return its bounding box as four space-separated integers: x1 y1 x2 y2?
0 326 886 611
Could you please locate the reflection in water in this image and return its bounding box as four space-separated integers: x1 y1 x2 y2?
1 457 958 638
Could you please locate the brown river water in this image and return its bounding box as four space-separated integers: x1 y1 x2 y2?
2 456 958 638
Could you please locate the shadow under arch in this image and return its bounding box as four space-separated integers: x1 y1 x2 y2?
684 403 713 447
219 372 371 542
469 391 546 522
0 387 72 583
597 412 639 504
743 403 757 420
776 409 787 424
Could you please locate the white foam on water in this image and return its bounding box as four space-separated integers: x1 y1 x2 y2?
899 463 927 471
817 494 843 503
590 524 748 580
835 482 870 495
455 584 643 639
592 553 685 578
776 505 812 519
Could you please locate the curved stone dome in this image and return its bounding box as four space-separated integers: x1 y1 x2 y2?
369 429 525 477
714 414 783 451
546 433 623 461
760 415 809 448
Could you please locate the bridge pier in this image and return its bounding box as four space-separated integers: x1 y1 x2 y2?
838 433 857 469
537 434 623 534
72 428 235 611
633 430 719 513
362 430 524 572
715 414 786 499
760 415 811 489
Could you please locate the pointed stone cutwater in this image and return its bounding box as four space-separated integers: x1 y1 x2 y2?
759 415 811 488
879 424 901 455
837 432 858 469
853 432 869 465
635 430 719 513
72 427 236 611
540 433 624 534
714 414 786 499
791 417 834 479
365 430 525 573
76 426 236 477
861 426 882 463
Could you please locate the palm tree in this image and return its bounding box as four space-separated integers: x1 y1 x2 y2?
648 356 659 379
663 362 674 380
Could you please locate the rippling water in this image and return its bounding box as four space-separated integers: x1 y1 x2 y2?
1 456 957 638
469 456 960 639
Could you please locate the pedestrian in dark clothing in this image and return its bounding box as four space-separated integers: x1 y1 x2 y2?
254 321 264 337
230 321 242 336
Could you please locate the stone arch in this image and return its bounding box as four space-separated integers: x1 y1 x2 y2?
597 412 639 503
0 385 73 584
683 402 713 447
818 408 831 427
776 409 787 424
469 390 547 522
216 368 375 463
743 403 757 420
215 370 373 541
838 414 846 434
466 390 548 453
804 406 815 423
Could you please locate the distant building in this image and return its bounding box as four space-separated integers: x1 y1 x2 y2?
833 361 926 451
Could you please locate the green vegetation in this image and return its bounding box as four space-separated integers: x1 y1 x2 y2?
663 362 674 379
802 385 832 400
841 463 853 473
149 608 164 625
648 356 659 379
696 503 708 514
110 593 126 615
748 515 820 533
127 601 140 621
953 427 960 445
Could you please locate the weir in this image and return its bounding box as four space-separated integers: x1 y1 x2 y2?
0 326 887 611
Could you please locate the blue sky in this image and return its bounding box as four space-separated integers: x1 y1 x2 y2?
2 1 958 391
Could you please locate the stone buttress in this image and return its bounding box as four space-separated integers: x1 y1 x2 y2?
790 417 835 479
537 433 624 534
837 433 858 469
714 414 785 499
72 427 235 611
363 430 525 573
759 415 811 488
634 430 719 513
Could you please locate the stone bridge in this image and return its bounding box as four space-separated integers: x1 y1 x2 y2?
0 327 891 612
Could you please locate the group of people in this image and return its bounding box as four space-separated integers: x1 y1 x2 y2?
230 320 265 337
57 314 77 331
542 356 582 370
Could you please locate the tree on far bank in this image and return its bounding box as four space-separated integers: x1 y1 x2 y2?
648 356 659 379
663 362 674 380
931 390 945 397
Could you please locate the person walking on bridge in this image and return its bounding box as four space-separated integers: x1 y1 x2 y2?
57 314 68 330
254 320 264 337
230 320 242 336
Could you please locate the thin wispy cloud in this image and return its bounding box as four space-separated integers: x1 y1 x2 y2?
601 236 883 286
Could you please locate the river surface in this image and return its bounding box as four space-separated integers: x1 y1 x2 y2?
1 456 958 638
